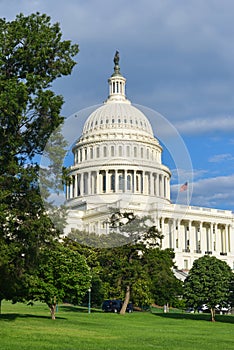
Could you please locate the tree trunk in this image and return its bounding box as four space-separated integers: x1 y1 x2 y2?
50 303 56 320
120 285 130 315
49 296 57 320
210 307 216 322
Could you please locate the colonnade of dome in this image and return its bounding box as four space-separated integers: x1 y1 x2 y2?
66 168 170 200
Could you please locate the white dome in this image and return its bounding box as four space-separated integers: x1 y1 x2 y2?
82 102 154 136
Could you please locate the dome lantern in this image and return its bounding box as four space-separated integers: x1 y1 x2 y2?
106 51 128 103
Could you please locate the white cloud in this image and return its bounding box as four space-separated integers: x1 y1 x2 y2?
208 153 234 163
174 116 234 135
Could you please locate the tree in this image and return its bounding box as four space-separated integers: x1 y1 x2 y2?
64 237 106 307
0 12 78 302
29 243 91 319
142 248 183 307
183 255 233 321
98 211 164 314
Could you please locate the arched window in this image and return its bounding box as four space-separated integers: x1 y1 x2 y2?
127 174 131 191
90 147 93 159
147 149 149 159
96 147 100 158
111 145 115 157
119 145 123 157
103 146 107 157
126 145 130 157
140 147 144 158
134 146 137 158
118 173 124 191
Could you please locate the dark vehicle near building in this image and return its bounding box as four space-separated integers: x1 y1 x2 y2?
102 299 133 313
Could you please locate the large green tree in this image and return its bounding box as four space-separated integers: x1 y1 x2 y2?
183 255 233 321
29 243 91 319
0 12 78 303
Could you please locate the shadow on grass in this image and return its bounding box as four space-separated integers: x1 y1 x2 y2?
152 311 234 324
0 313 66 322
59 304 103 313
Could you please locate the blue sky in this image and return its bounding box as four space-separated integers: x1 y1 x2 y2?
1 0 234 211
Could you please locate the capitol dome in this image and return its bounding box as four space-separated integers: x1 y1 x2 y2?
66 51 171 210
82 102 154 137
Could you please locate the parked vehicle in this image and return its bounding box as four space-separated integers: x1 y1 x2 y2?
102 299 133 313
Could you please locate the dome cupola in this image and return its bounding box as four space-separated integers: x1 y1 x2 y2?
106 50 128 103
82 51 154 137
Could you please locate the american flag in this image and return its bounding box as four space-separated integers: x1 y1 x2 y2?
180 182 188 192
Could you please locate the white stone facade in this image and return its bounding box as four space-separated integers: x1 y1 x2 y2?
65 57 234 271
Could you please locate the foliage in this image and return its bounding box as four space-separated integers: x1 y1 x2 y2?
63 238 106 307
29 243 91 319
142 248 183 306
183 255 233 321
67 229 131 248
0 12 78 304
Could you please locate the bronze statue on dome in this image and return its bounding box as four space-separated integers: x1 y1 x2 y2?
114 50 119 66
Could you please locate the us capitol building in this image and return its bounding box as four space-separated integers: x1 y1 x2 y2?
65 53 234 272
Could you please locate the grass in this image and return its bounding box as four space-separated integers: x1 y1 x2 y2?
0 301 233 350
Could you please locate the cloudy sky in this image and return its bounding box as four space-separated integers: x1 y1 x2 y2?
1 0 234 211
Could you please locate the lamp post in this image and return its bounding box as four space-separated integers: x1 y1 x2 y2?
88 288 91 314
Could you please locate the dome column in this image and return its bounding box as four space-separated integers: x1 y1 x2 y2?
97 171 101 194
115 170 118 192
150 173 154 196
80 173 84 196
105 170 109 193
74 174 78 197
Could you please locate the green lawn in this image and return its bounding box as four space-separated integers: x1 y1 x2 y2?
0 301 233 350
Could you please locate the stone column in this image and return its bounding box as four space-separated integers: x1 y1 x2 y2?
167 177 170 200
74 174 78 197
225 225 229 253
80 173 84 196
115 170 118 193
96 171 99 194
142 171 145 194
173 219 178 250
159 175 162 197
210 223 214 253
200 222 206 253
69 181 73 199
133 170 136 193
177 220 181 251
188 221 194 253
90 172 93 195
105 170 109 193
